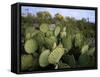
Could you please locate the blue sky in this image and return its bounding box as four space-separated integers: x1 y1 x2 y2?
21 6 95 23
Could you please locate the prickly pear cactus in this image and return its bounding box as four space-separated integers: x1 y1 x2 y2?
60 32 66 38
44 36 57 49
87 47 95 56
54 26 61 37
58 61 70 69
24 39 38 54
78 54 91 67
25 26 35 34
39 50 50 67
63 55 76 67
25 33 31 40
21 11 96 71
25 29 39 40
62 35 72 51
25 27 35 40
31 30 39 37
46 30 54 37
21 55 33 71
81 44 89 54
75 33 83 48
40 23 49 33
34 32 45 46
48 46 64 64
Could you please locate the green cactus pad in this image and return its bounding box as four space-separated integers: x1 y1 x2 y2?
25 33 31 40
24 39 38 54
62 36 72 51
44 36 57 49
87 47 95 56
62 55 76 68
60 32 66 38
50 36 57 43
54 26 61 36
75 33 83 47
40 23 49 33
25 29 39 40
25 26 35 34
34 32 45 46
39 50 50 67
81 44 89 54
46 30 54 37
21 55 33 70
48 47 64 64
78 54 91 67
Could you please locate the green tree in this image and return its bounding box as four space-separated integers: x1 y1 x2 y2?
36 11 52 24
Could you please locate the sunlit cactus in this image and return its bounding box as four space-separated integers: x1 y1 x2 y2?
24 39 38 54
54 26 61 37
48 46 64 64
39 50 50 67
40 23 49 33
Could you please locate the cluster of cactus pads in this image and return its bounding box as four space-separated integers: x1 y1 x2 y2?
21 16 96 71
